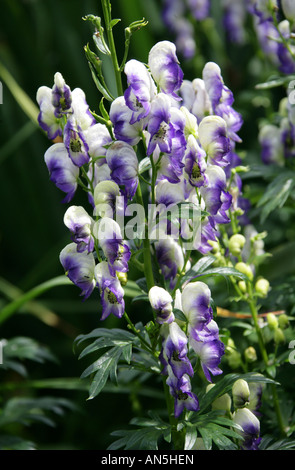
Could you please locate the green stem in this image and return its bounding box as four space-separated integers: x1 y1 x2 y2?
0 276 72 325
101 0 123 97
135 182 155 292
162 376 185 450
247 286 286 436
123 311 154 355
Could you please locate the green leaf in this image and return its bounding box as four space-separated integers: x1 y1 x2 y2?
189 266 248 283
180 255 216 286
184 426 198 450
257 172 295 222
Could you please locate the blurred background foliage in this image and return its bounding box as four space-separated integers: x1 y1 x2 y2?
0 0 294 450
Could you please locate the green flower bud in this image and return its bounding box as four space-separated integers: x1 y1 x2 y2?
208 240 219 254
274 327 285 345
117 271 128 286
229 234 246 256
244 346 257 363
226 341 242 369
278 314 289 330
206 384 232 414
255 278 270 297
232 379 250 409
235 262 253 281
238 280 247 294
267 313 279 330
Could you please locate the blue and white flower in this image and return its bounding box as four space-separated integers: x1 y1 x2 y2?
63 205 94 254
148 286 174 324
148 41 183 99
59 243 96 299
106 140 139 200
95 261 125 321
44 143 80 203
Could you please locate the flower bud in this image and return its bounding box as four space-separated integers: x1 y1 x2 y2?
232 408 261 450
235 262 253 281
117 271 128 286
274 327 285 345
244 346 257 363
255 278 270 297
225 339 242 369
232 379 250 409
206 384 232 413
282 0 295 23
267 313 279 330
228 234 246 257
278 314 290 330
148 286 174 324
238 280 247 294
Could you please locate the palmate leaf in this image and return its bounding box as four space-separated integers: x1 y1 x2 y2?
108 415 171 450
257 171 295 223
0 396 75 428
0 436 36 450
76 328 138 400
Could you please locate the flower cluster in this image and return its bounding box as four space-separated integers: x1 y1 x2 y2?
162 0 210 59
249 0 295 74
207 377 264 450
259 94 295 165
37 40 244 418
149 282 224 418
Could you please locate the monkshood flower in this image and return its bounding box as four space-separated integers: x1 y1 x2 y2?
63 205 94 253
258 124 284 165
187 0 210 21
70 87 96 132
222 0 247 45
148 286 174 324
84 122 113 162
93 180 122 218
202 63 243 145
180 78 212 123
109 96 146 146
198 116 231 167
106 141 138 200
37 85 63 140
94 217 131 275
166 369 199 418
181 281 213 338
148 41 183 99
232 408 261 450
147 93 180 156
190 335 225 382
154 237 184 288
200 165 232 226
64 115 90 167
94 261 125 321
248 379 265 416
59 243 96 300
184 135 208 187
124 59 156 123
51 72 72 118
173 18 196 60
160 322 194 379
44 142 79 203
